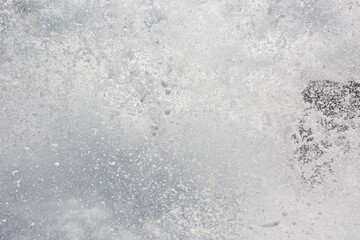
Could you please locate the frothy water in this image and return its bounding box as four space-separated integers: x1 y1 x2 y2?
1 0 360 239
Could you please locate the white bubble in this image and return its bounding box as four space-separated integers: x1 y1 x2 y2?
50 143 59 151
150 123 159 130
152 229 161 239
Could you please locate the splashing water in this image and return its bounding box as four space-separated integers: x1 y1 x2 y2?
1 0 360 239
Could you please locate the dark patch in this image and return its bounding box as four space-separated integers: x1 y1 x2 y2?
292 80 360 187
302 80 360 118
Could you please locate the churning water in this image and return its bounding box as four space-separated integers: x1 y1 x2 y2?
1 0 360 239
